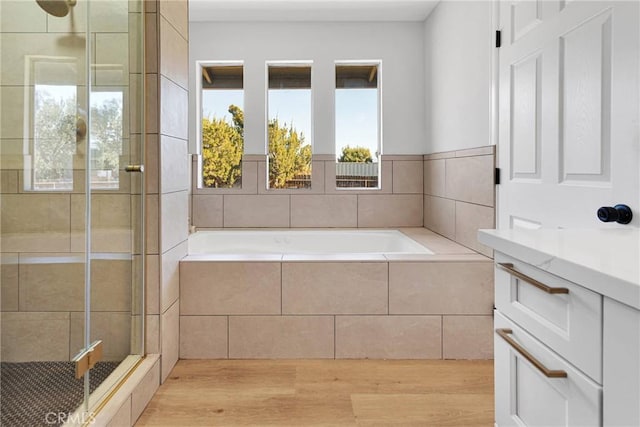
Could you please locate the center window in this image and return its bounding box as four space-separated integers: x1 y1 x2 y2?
267 63 312 189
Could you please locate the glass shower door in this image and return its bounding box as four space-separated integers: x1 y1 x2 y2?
0 0 145 425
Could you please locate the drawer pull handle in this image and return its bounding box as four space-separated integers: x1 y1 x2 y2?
498 263 569 294
496 328 567 378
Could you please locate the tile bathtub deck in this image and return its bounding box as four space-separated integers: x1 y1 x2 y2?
182 228 492 262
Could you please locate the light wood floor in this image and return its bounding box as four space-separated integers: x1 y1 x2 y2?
136 359 494 426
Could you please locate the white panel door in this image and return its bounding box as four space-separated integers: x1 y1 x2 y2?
498 0 639 229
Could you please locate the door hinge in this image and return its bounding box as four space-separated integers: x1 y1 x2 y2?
495 30 502 48
495 167 501 185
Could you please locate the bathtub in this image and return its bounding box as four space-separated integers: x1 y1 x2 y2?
188 229 434 255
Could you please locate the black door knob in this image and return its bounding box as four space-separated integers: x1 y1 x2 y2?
597 204 633 224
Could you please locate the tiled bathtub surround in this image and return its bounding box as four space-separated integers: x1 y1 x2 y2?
423 146 495 257
191 155 424 228
179 228 494 360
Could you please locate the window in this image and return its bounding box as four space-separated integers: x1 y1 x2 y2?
267 63 312 189
90 89 124 190
335 62 381 189
199 63 244 188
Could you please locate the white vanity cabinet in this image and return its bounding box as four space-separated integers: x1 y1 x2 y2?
479 229 640 427
603 298 640 426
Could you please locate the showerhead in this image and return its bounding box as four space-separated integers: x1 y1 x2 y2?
36 0 77 17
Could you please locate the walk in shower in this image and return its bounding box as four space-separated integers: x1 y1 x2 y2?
0 0 145 425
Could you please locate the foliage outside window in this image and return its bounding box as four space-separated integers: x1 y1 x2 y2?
267 64 313 189
335 63 380 189
200 64 244 188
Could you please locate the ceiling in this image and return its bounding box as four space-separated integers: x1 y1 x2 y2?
188 0 440 22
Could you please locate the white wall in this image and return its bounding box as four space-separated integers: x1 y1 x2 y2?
424 1 493 154
189 22 425 155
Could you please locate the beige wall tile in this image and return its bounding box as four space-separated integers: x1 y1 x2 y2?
0 0 47 32
145 12 158 74
145 134 159 194
160 190 189 253
1 254 19 311
161 300 179 382
392 160 423 194
455 201 495 257
92 259 132 311
180 262 281 315
106 395 131 427
335 316 442 359
223 195 290 228
282 262 388 315
0 140 24 170
131 358 160 421
358 194 423 227
160 135 189 194
455 146 495 158
424 195 455 240
389 262 494 315
1 170 18 193
159 15 188 89
445 155 494 207
229 316 334 359
1 35 85 87
424 159 445 197
145 74 158 134
70 312 131 361
95 33 129 86
1 312 70 362
180 316 228 359
71 194 132 253
192 195 223 228
160 76 188 140
160 240 187 312
146 255 160 315
290 195 357 228
443 315 493 359
146 194 159 254
1 87 27 139
129 12 144 75
19 258 84 311
145 0 157 14
159 0 188 40
1 194 70 252
146 314 160 354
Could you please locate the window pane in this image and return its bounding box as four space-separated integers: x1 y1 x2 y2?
33 84 77 191
267 64 312 189
201 65 244 188
90 91 124 190
335 64 380 189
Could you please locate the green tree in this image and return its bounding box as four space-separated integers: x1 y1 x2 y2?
33 88 77 186
91 97 123 181
201 104 244 187
338 146 373 163
268 118 311 188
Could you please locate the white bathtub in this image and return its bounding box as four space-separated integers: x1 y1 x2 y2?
188 229 433 255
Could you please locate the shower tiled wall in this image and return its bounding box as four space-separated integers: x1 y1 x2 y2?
0 0 142 363
423 145 495 257
144 0 189 384
191 155 424 228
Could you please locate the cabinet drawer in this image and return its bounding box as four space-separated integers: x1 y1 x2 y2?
495 311 602 427
494 252 602 382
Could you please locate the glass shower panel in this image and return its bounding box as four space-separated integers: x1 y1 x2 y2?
0 0 92 425
0 0 145 425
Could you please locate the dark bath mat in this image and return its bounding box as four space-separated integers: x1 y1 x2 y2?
1 361 120 427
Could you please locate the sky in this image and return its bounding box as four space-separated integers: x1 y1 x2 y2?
202 88 379 161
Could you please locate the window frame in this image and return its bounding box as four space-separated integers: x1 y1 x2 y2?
334 60 383 191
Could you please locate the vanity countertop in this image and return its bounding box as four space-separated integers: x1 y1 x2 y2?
478 228 640 309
